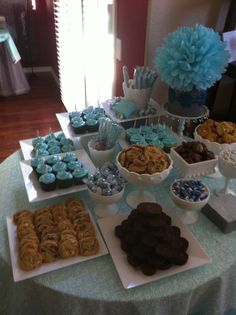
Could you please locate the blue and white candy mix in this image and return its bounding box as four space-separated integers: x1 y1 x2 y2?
172 179 208 202
87 162 125 196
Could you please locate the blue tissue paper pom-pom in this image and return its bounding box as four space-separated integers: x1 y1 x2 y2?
155 24 229 91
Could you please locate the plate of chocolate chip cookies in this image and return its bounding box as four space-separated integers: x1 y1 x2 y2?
98 202 210 289
7 199 108 282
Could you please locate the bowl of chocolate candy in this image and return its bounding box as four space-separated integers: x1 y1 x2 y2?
116 144 173 208
170 141 217 178
170 179 210 224
87 162 125 217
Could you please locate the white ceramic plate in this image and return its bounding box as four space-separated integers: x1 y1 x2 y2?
6 212 108 282
19 149 96 203
56 112 98 139
97 206 211 289
19 131 80 160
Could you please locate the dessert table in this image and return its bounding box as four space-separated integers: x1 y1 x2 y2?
1 150 236 315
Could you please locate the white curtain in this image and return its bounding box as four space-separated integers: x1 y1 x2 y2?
54 0 114 112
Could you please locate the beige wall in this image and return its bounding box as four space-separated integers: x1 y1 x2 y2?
146 0 231 104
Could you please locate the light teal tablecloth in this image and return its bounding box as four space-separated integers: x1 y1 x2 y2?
0 150 236 315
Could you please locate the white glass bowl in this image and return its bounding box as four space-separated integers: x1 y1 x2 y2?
88 187 124 218
88 139 115 168
194 125 236 155
170 179 210 224
194 125 236 178
170 147 217 178
116 151 173 208
216 150 236 196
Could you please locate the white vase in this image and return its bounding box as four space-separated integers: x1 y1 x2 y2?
88 139 115 168
122 79 152 111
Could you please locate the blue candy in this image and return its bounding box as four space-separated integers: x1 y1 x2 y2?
87 162 125 196
172 179 208 202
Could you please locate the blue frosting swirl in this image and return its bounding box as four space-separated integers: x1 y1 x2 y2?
56 171 73 180
39 173 56 184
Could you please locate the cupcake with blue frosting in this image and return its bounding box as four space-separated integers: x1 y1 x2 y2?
149 138 164 149
61 143 74 153
62 152 77 163
46 155 62 166
39 173 56 191
69 111 81 122
71 119 86 134
67 161 83 172
33 142 48 153
60 137 73 146
130 134 147 145
35 148 49 157
72 167 88 185
32 136 44 148
86 118 99 132
125 128 139 142
144 132 158 144
56 132 66 141
56 171 73 188
35 163 52 179
44 132 56 143
47 139 60 148
48 145 61 155
162 135 177 153
52 161 67 174
31 157 45 170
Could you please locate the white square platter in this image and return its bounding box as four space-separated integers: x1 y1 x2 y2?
19 149 96 203
97 206 211 289
6 211 108 282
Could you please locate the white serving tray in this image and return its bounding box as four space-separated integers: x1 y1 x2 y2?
6 211 108 282
19 149 96 203
98 206 211 289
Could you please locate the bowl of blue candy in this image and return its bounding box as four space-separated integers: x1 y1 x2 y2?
170 179 210 224
87 162 125 218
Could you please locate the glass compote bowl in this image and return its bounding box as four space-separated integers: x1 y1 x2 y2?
216 150 236 196
88 187 124 218
116 152 173 208
194 125 236 178
170 179 210 224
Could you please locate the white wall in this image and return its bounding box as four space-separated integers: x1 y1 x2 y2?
146 0 231 105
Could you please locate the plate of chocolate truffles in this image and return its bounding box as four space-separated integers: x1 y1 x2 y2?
97 202 210 289
170 141 217 178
